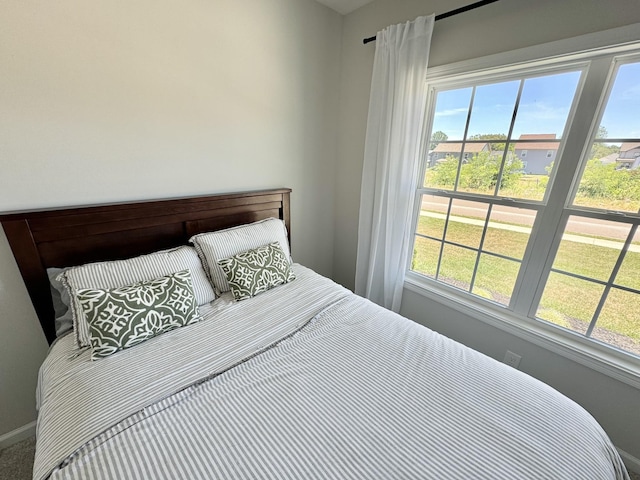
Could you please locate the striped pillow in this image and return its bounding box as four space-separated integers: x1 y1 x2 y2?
47 267 74 337
190 218 292 294
59 246 216 349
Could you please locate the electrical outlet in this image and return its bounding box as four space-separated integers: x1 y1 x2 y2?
503 350 521 369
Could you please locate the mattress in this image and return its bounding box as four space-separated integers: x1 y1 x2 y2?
34 265 629 479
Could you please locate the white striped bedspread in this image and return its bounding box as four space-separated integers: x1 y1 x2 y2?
35 266 629 479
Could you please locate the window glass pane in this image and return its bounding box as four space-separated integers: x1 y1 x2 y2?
499 170 549 201
467 80 519 138
512 71 581 138
572 141 640 213
573 62 640 214
412 237 441 278
499 135 558 201
456 143 502 195
551 216 629 282
425 153 459 190
537 272 604 335
513 137 559 173
614 227 640 290
598 62 640 139
416 195 447 239
483 206 535 260
472 254 519 306
513 137 560 176
430 87 472 141
444 200 489 248
592 288 640 357
438 244 476 290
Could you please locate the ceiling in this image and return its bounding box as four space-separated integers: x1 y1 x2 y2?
315 0 375 15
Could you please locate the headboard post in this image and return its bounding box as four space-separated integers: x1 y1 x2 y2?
0 188 292 345
3 219 57 343
282 191 291 247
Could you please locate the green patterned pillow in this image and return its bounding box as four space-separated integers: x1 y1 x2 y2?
218 242 296 301
76 270 201 360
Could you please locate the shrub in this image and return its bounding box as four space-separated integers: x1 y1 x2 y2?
429 152 523 192
577 158 640 201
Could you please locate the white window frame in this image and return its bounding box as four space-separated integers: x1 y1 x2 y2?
404 23 640 388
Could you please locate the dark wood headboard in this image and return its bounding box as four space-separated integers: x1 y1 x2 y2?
0 188 291 344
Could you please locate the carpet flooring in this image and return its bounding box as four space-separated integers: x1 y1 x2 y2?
1 436 639 480
0 437 35 480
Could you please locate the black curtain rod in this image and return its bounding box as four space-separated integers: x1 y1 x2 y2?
362 0 500 44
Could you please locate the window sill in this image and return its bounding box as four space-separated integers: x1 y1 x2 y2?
403 273 640 390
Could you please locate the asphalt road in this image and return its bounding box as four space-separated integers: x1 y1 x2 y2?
421 196 634 241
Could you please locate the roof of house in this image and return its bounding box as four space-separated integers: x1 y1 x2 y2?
514 134 559 150
620 142 640 152
599 153 618 164
431 142 488 154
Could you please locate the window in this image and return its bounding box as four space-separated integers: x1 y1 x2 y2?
411 45 640 364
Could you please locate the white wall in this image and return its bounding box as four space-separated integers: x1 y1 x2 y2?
334 0 640 462
0 0 342 437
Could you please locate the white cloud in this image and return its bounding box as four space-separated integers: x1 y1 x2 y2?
435 107 467 117
517 102 569 121
621 84 640 100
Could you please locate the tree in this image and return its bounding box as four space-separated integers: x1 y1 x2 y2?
590 125 620 160
430 155 458 187
459 151 523 191
430 151 523 192
430 131 448 150
590 142 620 160
468 133 512 152
597 125 609 139
577 158 640 201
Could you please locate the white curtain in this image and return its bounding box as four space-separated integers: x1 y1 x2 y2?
355 15 434 312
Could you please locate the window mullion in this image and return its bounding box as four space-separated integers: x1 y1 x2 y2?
511 57 615 317
453 87 477 191
468 204 493 292
492 80 525 196
434 198 454 281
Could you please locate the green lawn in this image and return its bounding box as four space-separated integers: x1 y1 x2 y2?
412 214 640 343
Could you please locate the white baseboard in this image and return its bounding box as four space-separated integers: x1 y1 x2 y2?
0 421 36 450
618 447 640 475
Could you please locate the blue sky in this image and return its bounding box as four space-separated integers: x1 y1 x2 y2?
431 63 640 142
600 62 640 139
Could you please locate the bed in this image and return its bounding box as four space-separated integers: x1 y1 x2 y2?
0 188 630 480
